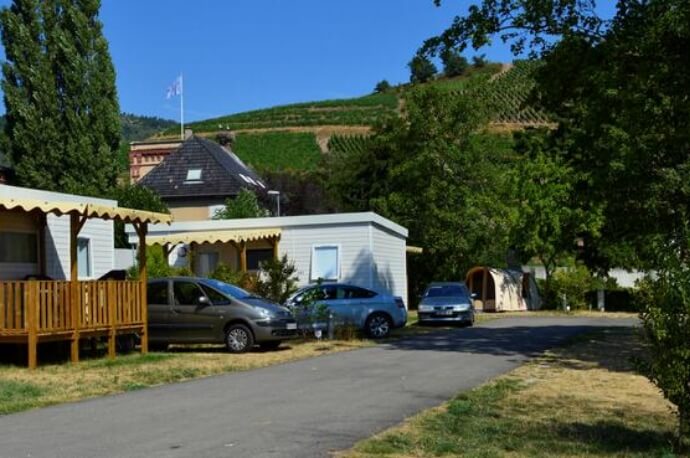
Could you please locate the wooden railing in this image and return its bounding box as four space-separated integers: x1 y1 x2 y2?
0 280 146 368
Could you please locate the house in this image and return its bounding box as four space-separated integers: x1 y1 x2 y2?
129 138 183 182
137 133 267 221
127 212 409 305
0 183 171 368
0 184 116 280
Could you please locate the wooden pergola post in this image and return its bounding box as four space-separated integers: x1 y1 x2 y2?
69 212 87 364
135 222 149 354
239 241 247 273
272 236 280 260
26 281 38 369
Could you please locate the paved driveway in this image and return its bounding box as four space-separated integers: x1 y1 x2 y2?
0 317 636 458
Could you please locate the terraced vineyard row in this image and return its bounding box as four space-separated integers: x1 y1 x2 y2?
172 93 398 134
479 60 551 124
327 134 370 155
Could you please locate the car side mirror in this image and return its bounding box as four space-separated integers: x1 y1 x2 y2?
197 296 210 306
471 293 478 299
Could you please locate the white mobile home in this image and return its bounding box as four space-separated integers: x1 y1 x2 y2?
127 212 409 305
0 184 115 280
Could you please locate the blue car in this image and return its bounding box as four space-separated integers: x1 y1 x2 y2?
418 282 475 326
284 283 407 338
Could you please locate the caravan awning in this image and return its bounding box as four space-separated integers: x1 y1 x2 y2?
147 228 281 246
0 196 172 225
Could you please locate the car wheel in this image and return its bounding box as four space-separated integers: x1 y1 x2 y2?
149 342 169 352
225 324 254 353
259 341 282 351
365 313 392 339
116 335 136 354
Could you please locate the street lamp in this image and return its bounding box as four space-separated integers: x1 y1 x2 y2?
267 190 280 216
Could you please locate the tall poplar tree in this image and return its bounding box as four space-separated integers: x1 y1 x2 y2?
1 0 120 196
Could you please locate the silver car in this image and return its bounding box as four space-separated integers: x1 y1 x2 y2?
418 282 475 326
285 283 407 338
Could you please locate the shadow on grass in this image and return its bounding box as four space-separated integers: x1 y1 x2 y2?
551 420 675 455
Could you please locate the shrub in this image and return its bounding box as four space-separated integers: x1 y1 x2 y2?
441 50 469 77
255 254 299 304
636 254 690 449
549 264 595 310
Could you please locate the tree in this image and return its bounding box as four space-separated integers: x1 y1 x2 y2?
441 50 469 77
510 129 602 298
1 0 121 196
327 87 517 289
407 55 437 84
111 184 169 248
373 79 392 93
213 188 269 219
471 54 487 67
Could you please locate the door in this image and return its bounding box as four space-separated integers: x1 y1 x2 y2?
340 286 377 327
321 285 356 325
147 280 172 340
170 280 217 342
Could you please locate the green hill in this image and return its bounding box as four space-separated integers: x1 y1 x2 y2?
152 60 549 172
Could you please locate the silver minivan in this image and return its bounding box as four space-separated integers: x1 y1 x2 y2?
147 277 298 353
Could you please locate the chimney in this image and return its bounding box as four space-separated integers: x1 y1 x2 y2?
184 128 193 139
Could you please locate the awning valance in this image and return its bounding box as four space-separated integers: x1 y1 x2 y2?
147 228 281 246
0 196 172 225
406 245 424 254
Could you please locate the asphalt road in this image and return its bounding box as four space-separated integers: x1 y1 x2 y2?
0 317 636 458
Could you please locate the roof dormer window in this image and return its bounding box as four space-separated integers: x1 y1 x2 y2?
185 168 202 183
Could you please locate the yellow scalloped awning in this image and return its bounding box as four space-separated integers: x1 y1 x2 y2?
147 228 281 246
0 196 172 225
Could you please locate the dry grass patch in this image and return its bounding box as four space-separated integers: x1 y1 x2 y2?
0 339 370 415
344 327 676 458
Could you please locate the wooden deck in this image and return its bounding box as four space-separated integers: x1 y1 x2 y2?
0 280 147 368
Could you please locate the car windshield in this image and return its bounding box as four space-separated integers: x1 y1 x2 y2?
201 279 255 299
424 284 468 298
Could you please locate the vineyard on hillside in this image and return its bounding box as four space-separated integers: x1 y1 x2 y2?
169 93 398 135
327 134 370 155
233 131 322 171
479 60 550 125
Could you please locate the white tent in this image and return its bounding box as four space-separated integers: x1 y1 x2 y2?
465 266 541 312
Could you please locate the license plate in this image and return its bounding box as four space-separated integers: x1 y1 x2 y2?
437 310 454 316
286 323 297 330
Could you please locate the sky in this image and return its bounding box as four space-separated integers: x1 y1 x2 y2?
0 0 616 123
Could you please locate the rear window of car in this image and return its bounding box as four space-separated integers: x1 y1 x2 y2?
147 282 169 305
424 284 469 298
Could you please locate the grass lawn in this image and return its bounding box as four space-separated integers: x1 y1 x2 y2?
0 339 370 415
344 326 675 458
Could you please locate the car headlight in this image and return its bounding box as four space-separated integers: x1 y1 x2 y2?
454 304 470 311
418 305 433 312
253 307 273 319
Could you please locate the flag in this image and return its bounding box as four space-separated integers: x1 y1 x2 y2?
166 75 182 99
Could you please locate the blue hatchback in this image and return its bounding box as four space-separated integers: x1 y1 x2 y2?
285 283 407 338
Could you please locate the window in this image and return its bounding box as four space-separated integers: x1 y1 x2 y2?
186 169 202 181
199 284 232 306
311 245 339 281
0 232 38 263
147 282 169 305
77 237 91 278
247 249 273 270
173 281 204 305
344 286 377 299
197 252 219 277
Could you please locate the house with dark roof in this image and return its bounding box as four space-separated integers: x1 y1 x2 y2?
139 134 267 221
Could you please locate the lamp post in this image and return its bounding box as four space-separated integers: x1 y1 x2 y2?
267 190 280 216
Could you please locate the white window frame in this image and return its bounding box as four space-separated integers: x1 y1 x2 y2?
186 169 202 181
77 236 93 279
310 244 341 281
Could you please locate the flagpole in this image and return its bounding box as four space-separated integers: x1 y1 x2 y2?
180 74 184 140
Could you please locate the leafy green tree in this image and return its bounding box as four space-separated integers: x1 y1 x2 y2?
441 50 469 77
1 0 121 196
255 254 299 304
511 129 602 296
407 55 437 84
213 188 269 219
327 87 517 287
373 79 392 93
471 54 487 67
111 184 169 248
